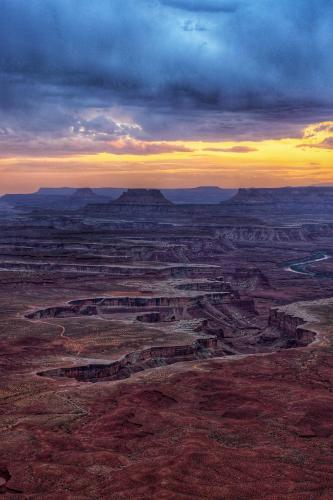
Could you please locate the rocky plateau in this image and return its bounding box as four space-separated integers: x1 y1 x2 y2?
0 187 333 498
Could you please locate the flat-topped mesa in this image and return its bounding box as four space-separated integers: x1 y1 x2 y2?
69 188 110 204
225 187 333 205
70 187 96 198
1 187 110 211
220 186 333 222
112 189 173 206
222 187 333 211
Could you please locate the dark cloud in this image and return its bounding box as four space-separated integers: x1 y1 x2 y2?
182 20 208 32
0 108 192 157
107 138 193 155
298 137 333 150
297 122 333 150
0 0 332 152
160 0 239 13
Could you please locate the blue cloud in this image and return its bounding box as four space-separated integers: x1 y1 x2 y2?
0 0 332 148
160 0 239 13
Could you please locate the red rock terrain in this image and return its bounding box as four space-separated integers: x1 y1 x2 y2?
0 189 333 498
1 299 333 498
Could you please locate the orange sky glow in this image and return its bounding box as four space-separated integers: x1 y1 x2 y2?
1 121 332 194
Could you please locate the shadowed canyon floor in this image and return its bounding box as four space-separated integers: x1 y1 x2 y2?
1 189 333 498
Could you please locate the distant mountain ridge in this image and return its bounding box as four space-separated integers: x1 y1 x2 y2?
221 186 333 218
224 187 333 204
37 186 236 203
1 186 236 209
1 188 109 210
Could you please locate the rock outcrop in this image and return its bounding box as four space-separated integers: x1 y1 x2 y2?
0 261 219 279
113 189 173 206
221 187 333 219
26 292 234 320
268 302 317 347
1 188 109 210
70 187 99 199
38 338 219 383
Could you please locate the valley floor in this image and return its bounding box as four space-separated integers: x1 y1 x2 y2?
1 206 333 498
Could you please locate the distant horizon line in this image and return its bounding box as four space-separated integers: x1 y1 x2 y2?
1 184 333 197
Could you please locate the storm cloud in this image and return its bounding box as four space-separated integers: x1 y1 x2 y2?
0 0 332 154
160 0 239 13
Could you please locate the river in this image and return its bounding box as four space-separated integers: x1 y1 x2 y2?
284 251 332 277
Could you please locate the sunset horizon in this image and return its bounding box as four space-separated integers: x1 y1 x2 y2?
0 1 332 193
1 118 333 193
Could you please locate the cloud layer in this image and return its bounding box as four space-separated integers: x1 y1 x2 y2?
204 146 257 153
0 0 332 156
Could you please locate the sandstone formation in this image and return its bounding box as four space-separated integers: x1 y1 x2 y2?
1 186 333 497
268 303 317 346
112 188 173 205
1 187 109 210
39 338 219 383
221 186 333 219
8 185 236 205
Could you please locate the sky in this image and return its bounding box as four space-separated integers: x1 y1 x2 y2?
0 0 332 193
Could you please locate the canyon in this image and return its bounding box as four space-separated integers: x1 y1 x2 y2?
0 187 333 498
